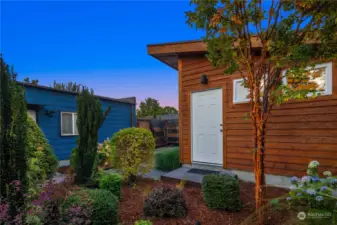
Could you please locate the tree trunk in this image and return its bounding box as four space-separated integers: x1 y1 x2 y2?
254 122 266 225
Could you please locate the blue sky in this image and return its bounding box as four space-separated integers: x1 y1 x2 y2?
1 0 203 108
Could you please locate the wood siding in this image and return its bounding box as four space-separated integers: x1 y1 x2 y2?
179 56 337 177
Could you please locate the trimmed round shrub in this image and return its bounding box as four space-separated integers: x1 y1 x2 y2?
62 188 119 225
99 173 123 199
143 185 187 218
155 147 180 171
112 128 155 180
201 174 241 210
26 116 58 193
135 220 152 225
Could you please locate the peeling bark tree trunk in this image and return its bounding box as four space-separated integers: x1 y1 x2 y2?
255 124 266 225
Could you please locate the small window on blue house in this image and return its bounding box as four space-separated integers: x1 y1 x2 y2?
61 112 78 136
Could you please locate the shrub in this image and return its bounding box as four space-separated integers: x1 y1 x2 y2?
286 161 337 224
97 138 115 169
62 188 119 225
113 128 155 181
99 173 123 199
143 185 187 218
155 147 180 171
26 116 58 194
75 88 111 184
71 138 115 177
201 174 241 210
135 220 152 225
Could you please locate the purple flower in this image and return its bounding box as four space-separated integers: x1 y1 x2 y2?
296 193 303 197
320 186 328 192
291 176 298 183
312 177 320 182
286 197 292 201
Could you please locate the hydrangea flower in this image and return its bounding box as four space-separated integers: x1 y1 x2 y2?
301 176 312 183
291 176 298 183
323 171 332 177
320 186 328 192
330 179 337 184
286 197 292 201
296 193 303 197
316 196 324 202
311 177 320 182
308 161 319 169
306 189 316 196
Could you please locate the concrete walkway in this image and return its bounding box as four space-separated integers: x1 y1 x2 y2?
161 166 237 185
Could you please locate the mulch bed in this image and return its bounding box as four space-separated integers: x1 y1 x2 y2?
119 178 291 225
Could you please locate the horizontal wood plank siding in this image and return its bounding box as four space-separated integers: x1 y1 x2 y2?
180 56 337 177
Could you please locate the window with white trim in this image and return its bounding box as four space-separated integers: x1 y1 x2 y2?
233 78 249 103
283 62 332 96
61 112 78 136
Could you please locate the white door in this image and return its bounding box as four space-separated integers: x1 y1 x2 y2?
192 89 223 165
27 110 37 122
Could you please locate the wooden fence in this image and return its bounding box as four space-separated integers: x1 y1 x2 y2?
137 118 179 147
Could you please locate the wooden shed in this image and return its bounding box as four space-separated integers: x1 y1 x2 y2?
147 40 337 178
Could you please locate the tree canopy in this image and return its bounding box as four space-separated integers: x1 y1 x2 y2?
52 81 85 93
137 98 178 118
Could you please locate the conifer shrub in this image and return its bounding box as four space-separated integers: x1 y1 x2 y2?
155 147 180 171
201 174 241 210
112 127 155 182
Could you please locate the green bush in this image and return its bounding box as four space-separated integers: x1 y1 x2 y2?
26 116 58 194
113 127 155 180
135 220 152 225
143 185 187 218
62 188 119 225
201 174 241 210
99 173 123 199
155 147 180 171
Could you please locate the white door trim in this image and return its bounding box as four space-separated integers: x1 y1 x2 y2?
191 88 223 166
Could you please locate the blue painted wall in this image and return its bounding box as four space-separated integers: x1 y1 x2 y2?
24 86 136 160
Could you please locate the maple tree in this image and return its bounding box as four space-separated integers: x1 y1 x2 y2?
186 0 337 223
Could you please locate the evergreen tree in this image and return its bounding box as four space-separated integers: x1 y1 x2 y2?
75 88 111 184
0 55 28 218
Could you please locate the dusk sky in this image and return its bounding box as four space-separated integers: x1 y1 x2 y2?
1 0 204 108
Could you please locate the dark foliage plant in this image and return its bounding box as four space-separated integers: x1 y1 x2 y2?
143 185 187 218
201 174 241 210
0 55 28 219
155 148 180 172
75 88 111 184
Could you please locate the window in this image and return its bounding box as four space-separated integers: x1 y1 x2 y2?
283 62 332 96
61 112 78 136
233 78 249 103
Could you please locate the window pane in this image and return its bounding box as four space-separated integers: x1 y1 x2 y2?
62 113 73 135
287 67 326 92
74 113 78 135
234 80 249 102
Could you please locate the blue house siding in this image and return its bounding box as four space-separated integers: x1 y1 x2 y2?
24 85 136 160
